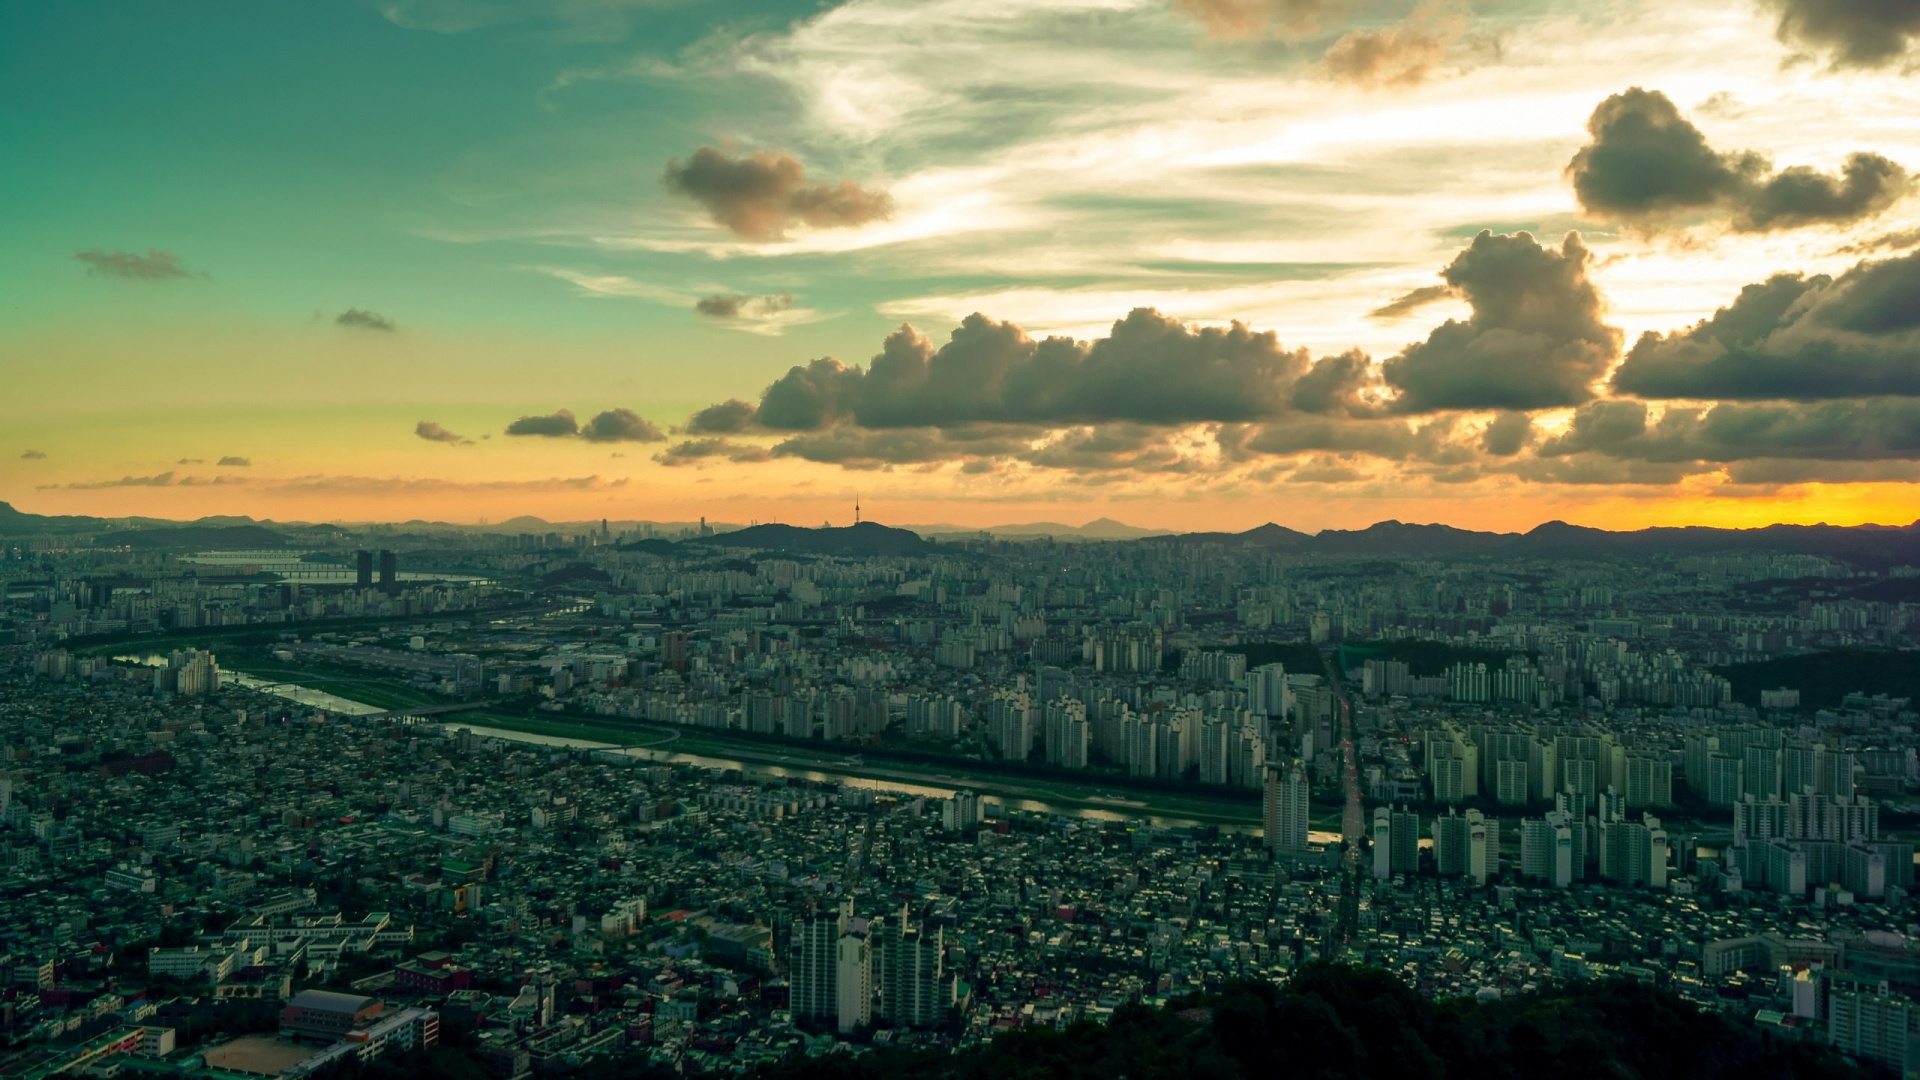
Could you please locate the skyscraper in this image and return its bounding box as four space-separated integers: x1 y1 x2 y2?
789 900 849 1025
1372 807 1392 880
355 550 373 588
1264 762 1310 857
877 907 952 1029
835 931 871 1033
378 549 398 596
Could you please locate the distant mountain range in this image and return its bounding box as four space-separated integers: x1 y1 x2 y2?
1170 518 1920 567
910 517 1172 540
4 500 1917 566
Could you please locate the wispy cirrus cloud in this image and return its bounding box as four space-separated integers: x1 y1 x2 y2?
534 268 832 336
41 471 249 490
74 248 202 280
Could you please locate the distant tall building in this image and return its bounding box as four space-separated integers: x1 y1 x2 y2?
1264 762 1310 857
789 901 849 1025
378 549 398 596
876 907 952 1029
835 932 871 1033
1433 810 1470 877
1390 806 1420 875
1467 810 1493 885
1372 807 1392 880
355 550 373 588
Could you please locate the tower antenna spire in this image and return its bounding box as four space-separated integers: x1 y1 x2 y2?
855 493 861 525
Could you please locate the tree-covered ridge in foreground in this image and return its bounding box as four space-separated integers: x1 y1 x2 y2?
326 966 1872 1080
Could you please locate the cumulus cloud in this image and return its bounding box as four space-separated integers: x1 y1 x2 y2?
580 408 666 442
695 292 795 320
336 308 397 332
1480 411 1534 456
704 308 1320 432
415 421 472 444
684 399 759 435
1541 397 1920 463
1382 230 1620 412
504 410 581 437
1368 284 1455 320
1612 249 1920 400
1567 88 1910 232
1763 0 1920 69
1288 350 1381 415
74 248 197 280
20 449 47 460
653 438 775 467
661 146 895 241
217 456 252 466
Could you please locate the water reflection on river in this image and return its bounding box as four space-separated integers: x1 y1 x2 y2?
210 674 1294 839
451 723 1285 838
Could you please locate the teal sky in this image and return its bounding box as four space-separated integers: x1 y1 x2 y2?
3 0 1918 531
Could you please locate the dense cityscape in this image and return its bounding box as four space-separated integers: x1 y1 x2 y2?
10 2 1920 1075
0 508 1916 1078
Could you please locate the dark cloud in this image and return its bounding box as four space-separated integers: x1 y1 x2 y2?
1612 249 1920 400
1834 227 1920 256
218 456 252 467
771 426 1030 469
695 292 795 320
20 450 47 460
1382 230 1619 412
505 410 580 437
1020 426 1197 473
1567 88 1910 232
415 421 472 445
653 438 774 467
722 309 1318 432
1723 458 1920 485
1536 399 1652 456
662 147 894 241
336 308 397 332
1368 284 1455 320
1480 411 1534 456
1499 453 1703 486
176 458 205 465
1289 350 1380 415
580 408 666 443
684 399 759 435
1763 0 1920 69
74 248 196 280
1541 398 1920 463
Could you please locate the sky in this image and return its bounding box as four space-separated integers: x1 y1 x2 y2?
2 0 1918 532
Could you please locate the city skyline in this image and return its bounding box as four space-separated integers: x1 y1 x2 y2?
5 0 1920 530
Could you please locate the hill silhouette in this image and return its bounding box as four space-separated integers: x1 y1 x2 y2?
314 965 1866 1080
683 521 937 557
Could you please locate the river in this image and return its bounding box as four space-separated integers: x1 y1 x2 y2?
209 670 1294 838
